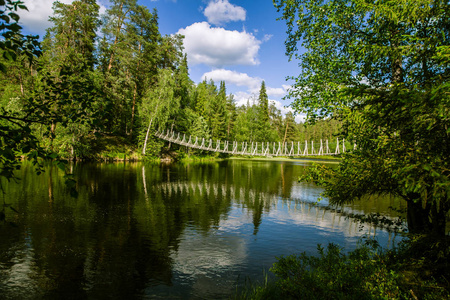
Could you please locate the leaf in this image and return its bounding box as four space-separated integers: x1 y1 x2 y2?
8 11 19 22
69 188 79 198
0 14 10 23
48 153 58 159
56 162 66 172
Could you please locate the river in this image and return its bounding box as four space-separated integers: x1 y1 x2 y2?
0 159 405 299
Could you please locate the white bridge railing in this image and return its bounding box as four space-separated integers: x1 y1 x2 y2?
155 130 353 157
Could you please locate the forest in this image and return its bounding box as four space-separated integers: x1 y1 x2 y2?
1 0 450 298
0 0 340 162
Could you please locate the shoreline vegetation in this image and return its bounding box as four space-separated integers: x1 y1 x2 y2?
57 149 341 163
235 235 450 300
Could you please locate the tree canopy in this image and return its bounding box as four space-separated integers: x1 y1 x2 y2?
1 0 343 187
274 0 450 234
1 0 50 183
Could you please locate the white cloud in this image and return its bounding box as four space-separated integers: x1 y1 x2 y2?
203 0 246 25
232 93 303 122
233 91 255 107
20 0 70 35
262 34 273 42
202 69 261 90
266 87 286 97
282 84 292 91
270 99 291 115
270 100 305 122
20 0 107 36
201 70 292 116
201 70 288 97
178 22 260 67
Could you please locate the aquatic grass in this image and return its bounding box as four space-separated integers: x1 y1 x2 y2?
180 155 217 162
232 271 282 300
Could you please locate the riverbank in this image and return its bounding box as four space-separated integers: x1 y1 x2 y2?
84 146 342 164
228 155 340 163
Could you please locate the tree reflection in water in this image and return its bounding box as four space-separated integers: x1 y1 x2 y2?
0 160 403 299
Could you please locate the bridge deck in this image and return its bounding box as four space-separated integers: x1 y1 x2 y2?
155 130 349 157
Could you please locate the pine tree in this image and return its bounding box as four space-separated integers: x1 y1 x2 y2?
173 54 194 133
38 0 102 156
128 6 161 138
193 81 209 121
210 81 227 140
225 94 237 139
99 0 138 135
256 81 270 141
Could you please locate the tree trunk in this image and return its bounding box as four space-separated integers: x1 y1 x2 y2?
142 99 161 155
406 200 429 234
406 199 447 235
19 72 24 95
130 41 142 139
50 122 57 151
167 120 176 150
390 28 403 84
282 121 289 151
142 117 154 156
107 3 125 71
430 202 447 236
130 82 137 137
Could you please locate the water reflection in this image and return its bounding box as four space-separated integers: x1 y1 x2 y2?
0 160 404 299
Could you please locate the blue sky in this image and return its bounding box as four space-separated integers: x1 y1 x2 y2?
20 0 301 120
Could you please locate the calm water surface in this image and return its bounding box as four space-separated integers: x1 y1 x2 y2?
0 160 404 299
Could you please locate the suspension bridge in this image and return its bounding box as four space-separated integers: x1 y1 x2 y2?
155 129 352 157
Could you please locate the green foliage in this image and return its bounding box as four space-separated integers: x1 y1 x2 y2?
275 0 450 235
240 236 450 299
99 0 162 138
140 68 180 155
0 1 58 184
0 0 40 72
272 241 402 299
1 0 349 168
256 81 270 141
190 116 210 140
142 136 164 158
210 81 227 140
44 0 100 71
233 101 259 142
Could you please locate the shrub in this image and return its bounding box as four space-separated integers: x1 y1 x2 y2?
239 236 450 299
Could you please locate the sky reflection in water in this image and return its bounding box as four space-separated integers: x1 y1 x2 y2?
0 160 403 299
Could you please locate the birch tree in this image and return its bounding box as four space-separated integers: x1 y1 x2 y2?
141 68 180 155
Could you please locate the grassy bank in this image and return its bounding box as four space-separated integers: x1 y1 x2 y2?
229 155 340 163
235 235 450 300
